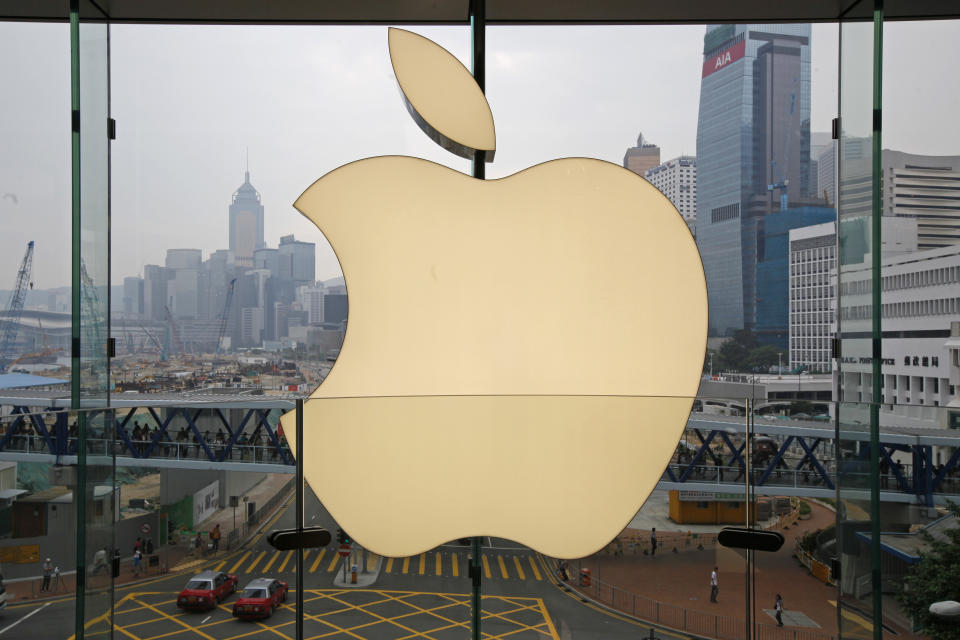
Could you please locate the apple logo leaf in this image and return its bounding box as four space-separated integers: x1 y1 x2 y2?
285 29 707 560
388 27 496 163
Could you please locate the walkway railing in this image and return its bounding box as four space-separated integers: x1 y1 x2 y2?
3 402 960 502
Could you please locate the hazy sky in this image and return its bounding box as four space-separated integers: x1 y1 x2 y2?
1 20 958 290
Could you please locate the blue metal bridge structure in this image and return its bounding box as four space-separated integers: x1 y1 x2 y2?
1 391 958 505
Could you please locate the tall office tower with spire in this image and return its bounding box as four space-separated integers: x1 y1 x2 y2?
622 133 661 177
695 24 813 337
229 169 265 268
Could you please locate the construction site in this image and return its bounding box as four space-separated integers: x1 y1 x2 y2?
0 240 337 394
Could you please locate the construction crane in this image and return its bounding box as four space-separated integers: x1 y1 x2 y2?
138 322 165 359
216 278 236 355
79 259 107 366
0 241 35 371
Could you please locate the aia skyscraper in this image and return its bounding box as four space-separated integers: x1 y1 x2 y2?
695 24 813 338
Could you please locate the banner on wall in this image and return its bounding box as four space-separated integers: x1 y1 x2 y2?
193 480 220 526
702 40 745 78
679 491 746 502
0 544 40 564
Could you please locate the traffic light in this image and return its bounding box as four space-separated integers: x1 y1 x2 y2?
336 528 351 544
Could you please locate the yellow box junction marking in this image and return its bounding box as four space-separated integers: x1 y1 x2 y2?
105 589 560 640
127 595 218 640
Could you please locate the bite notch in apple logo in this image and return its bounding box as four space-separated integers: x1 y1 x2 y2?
284 28 708 560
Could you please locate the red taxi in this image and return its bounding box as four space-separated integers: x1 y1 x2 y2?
176 570 238 611
232 578 288 620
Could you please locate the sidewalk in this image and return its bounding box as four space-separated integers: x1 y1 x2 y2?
560 501 847 638
7 473 294 603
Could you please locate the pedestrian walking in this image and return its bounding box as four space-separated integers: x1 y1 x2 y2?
211 524 221 552
710 566 719 602
132 548 142 577
650 528 657 557
145 537 154 555
775 594 784 626
41 557 53 592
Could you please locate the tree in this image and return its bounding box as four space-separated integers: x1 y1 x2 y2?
748 344 784 370
897 501 960 640
717 339 750 371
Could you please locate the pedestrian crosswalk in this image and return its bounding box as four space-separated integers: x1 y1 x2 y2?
220 547 545 582
382 551 544 581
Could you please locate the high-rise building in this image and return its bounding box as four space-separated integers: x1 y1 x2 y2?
816 140 836 206
165 249 202 319
789 217 918 374
879 150 960 249
644 156 697 228
835 241 960 429
755 206 835 348
122 276 144 316
324 293 348 328
229 171 264 268
253 247 280 277
278 235 316 285
201 249 234 323
695 24 813 337
808 131 832 201
622 133 660 177
788 221 837 374
297 286 326 325
165 248 202 270
143 265 172 321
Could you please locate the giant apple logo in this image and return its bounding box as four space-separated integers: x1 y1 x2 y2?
285 28 707 559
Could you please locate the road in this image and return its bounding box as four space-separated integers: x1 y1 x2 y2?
4 491 685 640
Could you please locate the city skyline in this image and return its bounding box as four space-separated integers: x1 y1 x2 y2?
2 22 960 288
